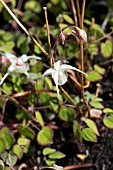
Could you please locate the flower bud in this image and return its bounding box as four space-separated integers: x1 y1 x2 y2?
0 56 8 66
72 26 87 42
58 32 66 45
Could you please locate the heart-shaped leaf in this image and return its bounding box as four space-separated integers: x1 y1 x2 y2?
101 40 112 58
85 119 99 136
103 116 113 128
13 144 23 159
37 127 53 145
17 125 35 140
59 106 75 121
82 128 97 142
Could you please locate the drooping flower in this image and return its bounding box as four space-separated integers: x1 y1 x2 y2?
72 26 87 42
43 60 88 99
58 32 66 45
0 52 41 85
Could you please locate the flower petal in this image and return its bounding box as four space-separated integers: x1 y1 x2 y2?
54 60 61 71
43 68 54 77
58 71 68 85
20 54 41 62
0 72 9 85
52 71 60 99
60 64 88 76
3 52 17 63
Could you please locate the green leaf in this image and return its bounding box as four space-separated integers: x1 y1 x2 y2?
25 1 41 13
17 137 30 146
0 159 4 169
101 40 112 58
43 147 56 155
34 45 42 54
88 44 98 55
91 24 104 38
73 122 82 142
45 159 56 166
63 14 74 24
82 128 97 142
103 108 113 115
1 133 14 150
5 151 17 166
59 106 75 122
17 125 35 140
49 151 65 159
37 127 53 145
3 83 13 95
13 144 23 159
94 65 105 75
39 92 50 104
50 98 59 112
86 71 102 82
35 111 44 127
103 116 113 128
0 138 5 153
17 34 26 48
85 119 99 136
90 101 104 109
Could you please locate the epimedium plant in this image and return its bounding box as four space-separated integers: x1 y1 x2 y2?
0 0 113 169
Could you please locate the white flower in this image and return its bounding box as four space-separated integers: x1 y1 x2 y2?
0 52 41 85
43 60 88 99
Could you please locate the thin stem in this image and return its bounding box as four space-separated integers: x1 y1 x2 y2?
76 0 81 27
71 0 78 26
60 86 83 115
79 0 90 117
43 7 53 67
0 0 49 58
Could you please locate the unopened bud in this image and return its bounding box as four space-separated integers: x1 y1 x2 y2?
0 56 8 66
72 26 87 42
59 32 66 45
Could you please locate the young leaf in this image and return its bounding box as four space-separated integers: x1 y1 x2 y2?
46 159 56 166
17 125 35 140
73 122 82 142
17 137 30 146
13 144 23 159
86 71 102 82
101 40 112 58
85 119 99 136
1 133 14 150
103 108 113 115
59 106 75 122
94 65 105 75
48 151 65 159
43 147 56 155
37 127 53 145
5 151 17 166
35 111 44 127
90 101 103 109
82 128 97 142
103 116 113 128
0 138 5 153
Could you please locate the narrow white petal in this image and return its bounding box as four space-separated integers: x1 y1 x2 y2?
24 71 30 78
3 52 17 63
8 64 16 72
43 68 54 77
60 64 88 76
54 60 61 71
52 71 60 99
0 72 9 85
20 54 41 62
